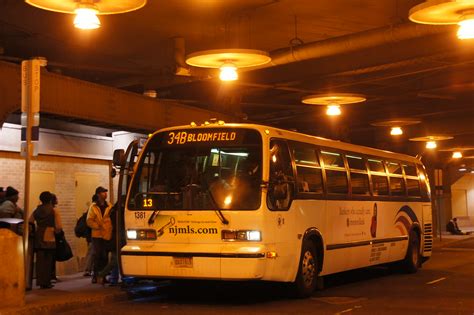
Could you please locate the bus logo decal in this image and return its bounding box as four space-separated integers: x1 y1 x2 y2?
395 206 418 235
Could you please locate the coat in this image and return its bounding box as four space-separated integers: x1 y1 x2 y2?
86 201 113 240
29 204 62 249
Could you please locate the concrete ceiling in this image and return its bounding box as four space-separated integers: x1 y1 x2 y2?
0 0 473 167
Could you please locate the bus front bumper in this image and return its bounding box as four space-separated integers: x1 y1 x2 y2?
120 243 269 280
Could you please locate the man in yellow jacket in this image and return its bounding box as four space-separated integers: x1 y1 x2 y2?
86 186 113 284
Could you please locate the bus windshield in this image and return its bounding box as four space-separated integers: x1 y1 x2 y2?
128 128 262 211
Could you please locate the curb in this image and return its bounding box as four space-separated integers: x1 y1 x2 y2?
0 289 128 315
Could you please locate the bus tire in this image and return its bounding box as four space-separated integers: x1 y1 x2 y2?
292 240 318 298
402 229 421 273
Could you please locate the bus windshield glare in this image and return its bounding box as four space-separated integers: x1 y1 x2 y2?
128 128 262 211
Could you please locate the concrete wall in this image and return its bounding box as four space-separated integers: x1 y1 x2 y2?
0 151 110 275
451 173 474 217
0 124 145 275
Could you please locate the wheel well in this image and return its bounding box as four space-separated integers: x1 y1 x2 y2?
412 224 421 240
305 233 324 273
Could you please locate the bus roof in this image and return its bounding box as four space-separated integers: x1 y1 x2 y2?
156 122 422 165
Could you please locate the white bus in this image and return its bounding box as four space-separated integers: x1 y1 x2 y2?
113 121 432 297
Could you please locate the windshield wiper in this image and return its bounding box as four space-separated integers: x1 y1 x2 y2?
215 209 229 225
148 210 160 225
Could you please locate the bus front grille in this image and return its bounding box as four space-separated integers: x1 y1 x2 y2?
423 223 433 252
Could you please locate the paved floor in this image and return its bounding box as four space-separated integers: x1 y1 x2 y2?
2 234 473 315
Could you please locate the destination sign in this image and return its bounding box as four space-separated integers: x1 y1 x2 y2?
165 130 238 145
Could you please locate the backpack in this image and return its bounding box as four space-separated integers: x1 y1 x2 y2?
74 212 90 238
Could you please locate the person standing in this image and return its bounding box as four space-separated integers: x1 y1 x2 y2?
86 186 112 284
29 191 63 289
82 194 97 277
98 202 119 286
0 186 24 219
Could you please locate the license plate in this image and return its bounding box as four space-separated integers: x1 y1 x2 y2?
172 256 193 268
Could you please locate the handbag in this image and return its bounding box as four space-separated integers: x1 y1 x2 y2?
55 231 73 262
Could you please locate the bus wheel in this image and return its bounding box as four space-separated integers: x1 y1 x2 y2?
402 229 420 273
292 240 318 298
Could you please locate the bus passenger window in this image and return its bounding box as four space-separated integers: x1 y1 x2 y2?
407 178 421 197
291 142 323 194
386 161 403 175
350 172 370 195
403 163 417 176
390 177 405 196
326 170 348 194
321 151 345 168
372 175 389 196
368 159 385 173
347 155 369 195
417 165 431 199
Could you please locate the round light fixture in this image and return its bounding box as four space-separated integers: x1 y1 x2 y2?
390 127 403 136
25 0 147 29
426 141 437 149
371 118 421 137
219 62 238 81
409 135 453 150
185 49 271 82
409 1 474 40
302 93 366 116
74 5 100 29
326 104 341 116
452 151 463 159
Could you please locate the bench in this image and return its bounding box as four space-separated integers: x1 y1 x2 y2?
454 216 474 234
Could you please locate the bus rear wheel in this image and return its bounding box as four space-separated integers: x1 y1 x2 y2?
292 240 318 298
401 229 420 273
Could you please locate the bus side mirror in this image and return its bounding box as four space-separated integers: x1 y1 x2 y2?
271 183 289 200
113 149 125 168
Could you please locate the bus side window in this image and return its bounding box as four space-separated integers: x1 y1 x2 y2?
387 161 406 196
290 142 323 195
417 165 431 199
321 150 348 195
403 163 421 197
268 140 294 210
346 154 370 196
368 158 389 196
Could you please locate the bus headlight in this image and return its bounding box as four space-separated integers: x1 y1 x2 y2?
127 230 137 240
222 230 261 242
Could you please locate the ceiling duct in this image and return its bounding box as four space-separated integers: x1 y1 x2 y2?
265 23 450 67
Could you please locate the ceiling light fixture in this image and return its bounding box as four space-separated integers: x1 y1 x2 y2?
25 0 147 30
74 4 100 29
426 141 437 149
326 104 341 116
409 1 474 40
409 135 453 149
219 62 238 81
302 93 366 117
452 151 463 159
186 49 271 82
371 118 421 137
390 127 403 136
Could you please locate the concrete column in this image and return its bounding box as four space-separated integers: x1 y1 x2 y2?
0 229 25 307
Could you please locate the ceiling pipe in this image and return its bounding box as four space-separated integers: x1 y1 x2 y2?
262 23 451 68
